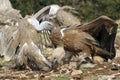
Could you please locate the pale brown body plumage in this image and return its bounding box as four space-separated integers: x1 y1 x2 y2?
50 28 112 60
50 16 118 61
13 19 52 70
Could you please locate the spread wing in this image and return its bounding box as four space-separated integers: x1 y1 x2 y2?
76 16 118 59
33 5 50 21
56 6 81 26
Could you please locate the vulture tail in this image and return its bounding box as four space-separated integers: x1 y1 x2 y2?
93 46 113 59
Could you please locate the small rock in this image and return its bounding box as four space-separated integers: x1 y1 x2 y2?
98 75 115 80
93 56 104 64
80 63 96 68
116 49 120 57
111 57 120 70
71 69 83 80
38 74 45 80
59 65 71 74
69 62 77 69
71 69 82 76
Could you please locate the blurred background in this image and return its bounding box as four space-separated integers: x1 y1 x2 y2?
10 0 120 22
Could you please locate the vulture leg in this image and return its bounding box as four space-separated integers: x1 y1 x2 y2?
93 46 113 60
63 50 74 64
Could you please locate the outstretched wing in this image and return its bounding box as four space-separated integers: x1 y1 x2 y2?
77 16 117 35
33 5 50 21
76 16 118 59
56 6 81 26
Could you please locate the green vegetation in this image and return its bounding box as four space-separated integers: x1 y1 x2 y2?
48 74 70 80
10 0 120 21
0 59 14 67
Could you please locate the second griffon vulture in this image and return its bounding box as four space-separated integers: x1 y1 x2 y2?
48 16 118 63
29 5 118 64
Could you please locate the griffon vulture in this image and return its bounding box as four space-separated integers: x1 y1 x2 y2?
0 0 53 70
0 0 22 61
28 5 117 65
39 16 118 64
12 18 53 71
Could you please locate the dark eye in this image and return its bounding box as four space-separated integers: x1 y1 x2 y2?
48 24 51 26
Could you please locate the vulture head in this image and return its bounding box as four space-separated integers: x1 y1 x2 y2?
49 5 60 18
39 21 56 31
27 17 55 32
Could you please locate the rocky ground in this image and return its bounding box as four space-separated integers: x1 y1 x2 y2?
0 32 120 80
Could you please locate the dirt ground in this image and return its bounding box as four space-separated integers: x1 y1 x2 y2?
0 49 120 80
